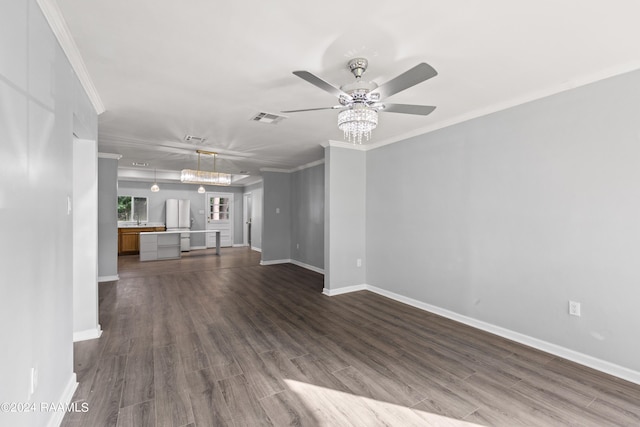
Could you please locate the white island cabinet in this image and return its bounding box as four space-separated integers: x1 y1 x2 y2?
139 232 181 261
139 230 221 261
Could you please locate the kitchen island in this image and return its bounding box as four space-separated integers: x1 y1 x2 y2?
139 230 221 261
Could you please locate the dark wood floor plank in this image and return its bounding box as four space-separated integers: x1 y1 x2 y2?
120 337 154 408
186 368 234 427
63 247 640 427
116 400 155 427
154 344 194 427
219 374 273 426
259 390 320 427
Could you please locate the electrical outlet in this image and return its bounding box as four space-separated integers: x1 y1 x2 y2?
356 258 362 267
569 301 581 317
296 243 299 249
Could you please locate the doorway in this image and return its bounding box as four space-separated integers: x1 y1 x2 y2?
205 192 234 247
243 192 252 247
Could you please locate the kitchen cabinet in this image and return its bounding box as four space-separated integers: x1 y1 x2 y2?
118 226 165 255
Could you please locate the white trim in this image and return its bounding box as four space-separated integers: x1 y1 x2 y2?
366 63 640 153
45 373 78 427
323 284 367 296
73 326 103 342
98 275 119 282
321 140 369 151
260 259 290 266
251 246 262 252
289 259 324 275
36 0 105 114
323 284 640 385
260 159 325 174
260 258 324 275
260 167 291 173
232 243 245 247
291 159 324 172
189 245 207 250
98 152 122 160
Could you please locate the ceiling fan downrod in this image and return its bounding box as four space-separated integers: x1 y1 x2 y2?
347 58 368 79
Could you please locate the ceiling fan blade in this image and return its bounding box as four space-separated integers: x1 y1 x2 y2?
292 71 352 99
281 105 343 113
373 63 438 99
381 103 436 116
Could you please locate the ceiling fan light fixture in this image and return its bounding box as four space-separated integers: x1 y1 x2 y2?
338 106 378 144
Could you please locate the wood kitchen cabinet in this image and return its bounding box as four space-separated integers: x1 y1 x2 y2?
118 226 165 255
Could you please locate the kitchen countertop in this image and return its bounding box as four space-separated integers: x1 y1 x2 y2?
139 230 221 235
118 222 165 228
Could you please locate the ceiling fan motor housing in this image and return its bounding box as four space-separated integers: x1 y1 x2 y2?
348 58 368 78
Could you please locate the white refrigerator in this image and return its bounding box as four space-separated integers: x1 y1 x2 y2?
166 199 191 251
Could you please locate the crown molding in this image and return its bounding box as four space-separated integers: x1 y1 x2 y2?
365 61 640 152
321 140 370 151
260 159 324 174
98 152 122 160
36 0 105 114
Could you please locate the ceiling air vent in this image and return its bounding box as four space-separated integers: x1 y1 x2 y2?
251 112 286 124
184 135 207 144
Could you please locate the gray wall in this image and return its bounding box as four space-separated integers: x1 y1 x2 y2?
262 172 292 261
245 181 263 251
366 69 640 373
0 1 98 425
118 181 245 246
98 157 118 278
291 164 324 269
325 146 366 291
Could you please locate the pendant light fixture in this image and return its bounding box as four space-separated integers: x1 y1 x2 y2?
197 185 206 194
181 150 232 186
150 168 160 192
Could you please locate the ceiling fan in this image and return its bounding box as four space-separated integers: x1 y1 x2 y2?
282 58 438 143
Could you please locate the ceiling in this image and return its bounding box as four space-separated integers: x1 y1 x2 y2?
55 0 640 185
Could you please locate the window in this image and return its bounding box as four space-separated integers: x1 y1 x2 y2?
118 196 148 222
209 196 230 221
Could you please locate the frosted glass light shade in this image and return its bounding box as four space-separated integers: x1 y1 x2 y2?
180 169 232 186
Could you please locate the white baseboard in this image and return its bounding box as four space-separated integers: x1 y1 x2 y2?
189 246 207 250
98 275 118 282
260 258 324 275
323 284 367 296
46 373 78 427
73 326 102 342
251 246 262 252
324 283 640 385
290 259 324 275
260 259 290 266
233 243 245 247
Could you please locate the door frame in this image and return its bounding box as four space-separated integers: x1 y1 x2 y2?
205 192 234 247
243 192 252 247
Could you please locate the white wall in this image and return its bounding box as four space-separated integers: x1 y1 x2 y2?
291 164 324 270
0 1 98 426
73 138 100 341
97 155 119 280
324 145 366 293
366 69 640 380
261 172 292 262
245 182 263 252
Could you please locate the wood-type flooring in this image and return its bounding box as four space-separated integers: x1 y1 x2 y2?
62 247 640 426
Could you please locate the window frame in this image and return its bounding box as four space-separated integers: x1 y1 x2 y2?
117 195 149 223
